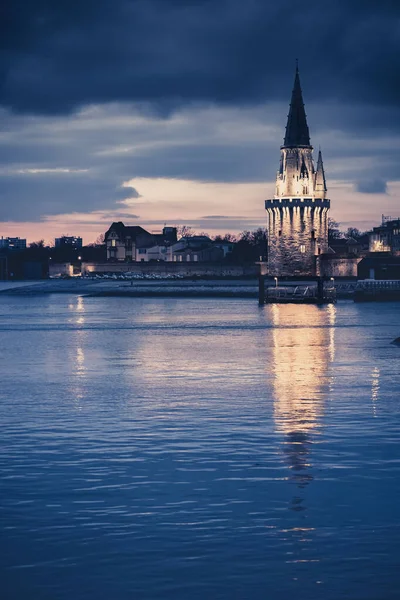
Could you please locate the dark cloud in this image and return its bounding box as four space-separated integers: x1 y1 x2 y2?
1 0 399 116
356 179 388 194
0 172 120 221
115 185 140 200
1 0 400 231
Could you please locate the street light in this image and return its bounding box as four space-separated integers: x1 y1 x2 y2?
78 256 82 261
274 276 278 288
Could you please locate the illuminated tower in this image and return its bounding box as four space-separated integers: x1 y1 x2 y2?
265 66 330 276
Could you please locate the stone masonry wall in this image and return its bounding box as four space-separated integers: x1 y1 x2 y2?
316 256 361 278
266 205 328 276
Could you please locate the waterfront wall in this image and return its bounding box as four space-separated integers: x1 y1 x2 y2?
81 261 263 277
317 256 361 278
49 263 73 277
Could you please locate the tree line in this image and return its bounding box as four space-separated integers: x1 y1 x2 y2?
328 218 371 243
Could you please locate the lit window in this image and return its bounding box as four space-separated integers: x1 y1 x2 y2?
300 245 306 253
111 240 116 247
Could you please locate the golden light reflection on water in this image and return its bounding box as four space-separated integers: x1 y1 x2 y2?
271 305 334 435
269 304 335 508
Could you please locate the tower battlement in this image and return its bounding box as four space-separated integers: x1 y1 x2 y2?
266 198 330 209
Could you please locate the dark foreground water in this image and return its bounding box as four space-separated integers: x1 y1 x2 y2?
1 296 400 600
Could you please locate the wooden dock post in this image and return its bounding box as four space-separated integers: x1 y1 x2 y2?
258 274 265 305
316 276 324 303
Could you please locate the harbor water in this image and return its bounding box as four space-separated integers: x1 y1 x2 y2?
1 295 400 599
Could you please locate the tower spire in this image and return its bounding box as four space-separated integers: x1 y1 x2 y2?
283 65 311 148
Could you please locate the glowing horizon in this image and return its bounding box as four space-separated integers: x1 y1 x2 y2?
1 177 397 245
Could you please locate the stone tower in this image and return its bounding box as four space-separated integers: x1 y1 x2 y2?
265 66 330 276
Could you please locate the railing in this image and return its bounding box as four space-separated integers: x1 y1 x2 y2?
356 280 400 290
354 280 400 302
264 284 336 303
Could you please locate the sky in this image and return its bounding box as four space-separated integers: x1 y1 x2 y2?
1 0 400 244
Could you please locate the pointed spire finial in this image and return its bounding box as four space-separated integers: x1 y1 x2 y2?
283 64 311 148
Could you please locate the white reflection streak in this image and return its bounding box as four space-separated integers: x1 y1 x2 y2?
71 297 86 406
76 346 85 375
371 367 380 417
327 303 336 362
76 296 85 325
71 335 86 407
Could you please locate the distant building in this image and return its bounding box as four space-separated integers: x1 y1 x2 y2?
104 224 231 263
316 236 369 278
153 227 178 246
328 236 368 257
172 235 212 253
55 236 83 249
212 241 235 258
369 218 400 254
135 244 172 262
265 66 330 276
172 246 224 263
171 236 223 262
358 255 400 280
0 236 27 250
105 223 177 262
135 226 178 262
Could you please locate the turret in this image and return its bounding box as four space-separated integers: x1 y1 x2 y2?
314 150 327 198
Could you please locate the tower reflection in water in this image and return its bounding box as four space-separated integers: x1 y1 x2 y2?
270 304 336 510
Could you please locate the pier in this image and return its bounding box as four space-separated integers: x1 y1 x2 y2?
258 276 336 305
